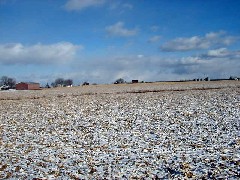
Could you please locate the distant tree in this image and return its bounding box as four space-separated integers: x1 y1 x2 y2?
64 79 73 86
55 78 64 86
52 78 64 87
204 77 209 81
229 76 236 80
45 83 50 88
51 78 73 87
114 78 125 84
0 76 16 88
0 76 8 86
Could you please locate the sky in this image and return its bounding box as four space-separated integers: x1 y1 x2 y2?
0 0 240 85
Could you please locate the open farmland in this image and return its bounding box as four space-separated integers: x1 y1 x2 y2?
0 81 239 179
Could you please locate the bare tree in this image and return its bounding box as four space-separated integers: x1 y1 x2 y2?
51 78 64 87
0 76 16 88
55 78 64 85
64 79 73 86
0 76 8 85
52 78 73 87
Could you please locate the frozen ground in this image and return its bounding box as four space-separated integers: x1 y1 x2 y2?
0 81 239 179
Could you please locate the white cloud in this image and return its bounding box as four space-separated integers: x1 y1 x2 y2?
69 50 239 84
202 48 240 58
106 21 138 37
8 50 240 84
161 36 208 51
205 31 225 39
148 35 161 43
0 42 82 65
179 56 206 65
173 48 240 77
64 0 106 11
207 48 229 57
62 52 239 83
161 31 239 51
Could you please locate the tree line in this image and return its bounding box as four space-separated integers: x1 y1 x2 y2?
51 78 73 87
0 76 74 89
0 76 126 89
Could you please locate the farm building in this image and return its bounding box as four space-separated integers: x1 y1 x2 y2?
16 82 40 90
132 80 139 83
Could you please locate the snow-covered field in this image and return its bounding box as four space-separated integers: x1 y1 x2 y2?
0 81 239 179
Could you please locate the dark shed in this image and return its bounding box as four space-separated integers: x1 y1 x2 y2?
132 80 139 83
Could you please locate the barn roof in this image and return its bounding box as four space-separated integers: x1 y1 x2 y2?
17 82 39 85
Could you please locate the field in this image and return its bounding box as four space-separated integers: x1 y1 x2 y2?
0 81 239 179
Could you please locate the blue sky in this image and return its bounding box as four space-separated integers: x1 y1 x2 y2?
0 0 240 85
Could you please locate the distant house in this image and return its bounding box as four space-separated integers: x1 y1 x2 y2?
82 82 89 86
0 85 10 90
16 82 40 90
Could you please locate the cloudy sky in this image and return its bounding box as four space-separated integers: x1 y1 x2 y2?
0 0 240 85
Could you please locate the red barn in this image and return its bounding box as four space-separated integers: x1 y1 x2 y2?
16 82 40 90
